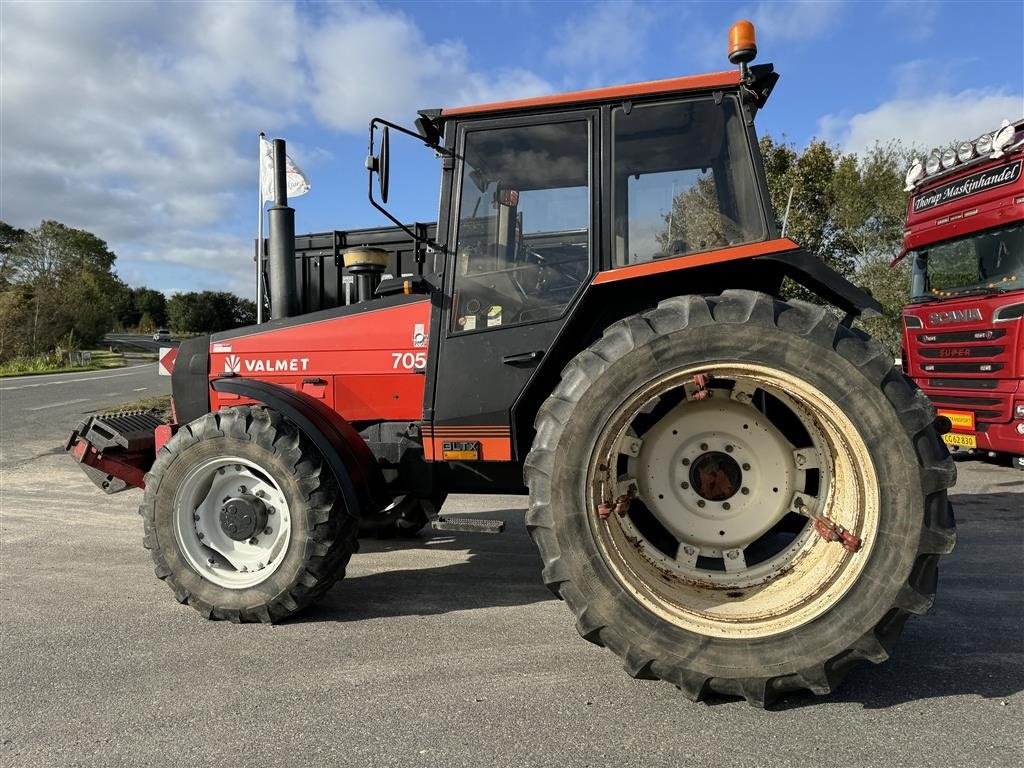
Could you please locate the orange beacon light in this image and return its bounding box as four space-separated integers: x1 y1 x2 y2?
728 20 757 65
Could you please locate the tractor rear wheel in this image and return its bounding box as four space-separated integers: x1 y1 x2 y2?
140 405 357 622
525 291 956 706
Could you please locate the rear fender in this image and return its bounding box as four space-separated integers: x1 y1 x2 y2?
210 377 388 518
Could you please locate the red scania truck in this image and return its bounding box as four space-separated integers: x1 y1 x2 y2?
899 117 1024 469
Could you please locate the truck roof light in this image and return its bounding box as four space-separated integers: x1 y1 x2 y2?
925 152 941 175
940 147 957 170
956 141 975 163
904 159 924 191
991 120 1015 158
975 133 993 156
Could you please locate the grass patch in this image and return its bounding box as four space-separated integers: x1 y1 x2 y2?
0 349 127 378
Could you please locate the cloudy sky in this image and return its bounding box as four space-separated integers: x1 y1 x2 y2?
1 0 1021 298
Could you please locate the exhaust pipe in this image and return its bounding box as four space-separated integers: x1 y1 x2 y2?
267 138 297 320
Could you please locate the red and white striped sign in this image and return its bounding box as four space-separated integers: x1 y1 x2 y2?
158 346 177 376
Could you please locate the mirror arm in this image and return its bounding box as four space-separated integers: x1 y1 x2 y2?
367 117 447 254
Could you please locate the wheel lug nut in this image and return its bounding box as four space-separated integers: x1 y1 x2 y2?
700 443 708 451
249 537 259 545
197 532 204 540
681 482 689 489
741 487 749 495
725 445 734 453
682 458 691 466
697 500 706 508
742 463 751 471
238 486 247 494
723 502 731 510
264 527 272 535
267 507 275 515
193 513 200 521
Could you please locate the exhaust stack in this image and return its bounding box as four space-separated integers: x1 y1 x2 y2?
267 138 297 320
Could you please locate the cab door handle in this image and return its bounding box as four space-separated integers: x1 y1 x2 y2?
502 350 544 365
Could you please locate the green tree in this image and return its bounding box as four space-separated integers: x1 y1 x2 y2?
167 291 256 334
0 220 128 360
0 221 28 287
756 136 913 354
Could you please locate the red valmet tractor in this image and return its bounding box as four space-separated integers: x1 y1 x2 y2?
68 23 955 706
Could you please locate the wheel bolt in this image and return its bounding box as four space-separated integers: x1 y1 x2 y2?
197 532 204 539
725 444 734 453
697 500 706 508
741 487 749 495
742 463 751 471
264 527 272 535
700 443 708 451
681 482 689 489
682 458 691 466
723 502 731 510
267 507 275 515
238 486 247 494
193 513 200 521
249 537 259 545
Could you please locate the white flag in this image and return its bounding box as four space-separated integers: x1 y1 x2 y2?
259 136 311 204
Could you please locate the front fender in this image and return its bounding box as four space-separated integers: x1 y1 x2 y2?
210 377 388 517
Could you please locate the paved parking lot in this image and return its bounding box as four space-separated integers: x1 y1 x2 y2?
1 443 1021 767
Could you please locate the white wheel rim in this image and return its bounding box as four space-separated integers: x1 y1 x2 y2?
173 456 292 589
588 362 880 639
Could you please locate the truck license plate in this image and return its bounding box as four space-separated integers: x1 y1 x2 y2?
942 432 977 448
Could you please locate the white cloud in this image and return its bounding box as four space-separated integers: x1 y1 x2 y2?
818 89 1024 155
306 6 550 131
744 0 844 44
0 1 550 295
547 1 659 85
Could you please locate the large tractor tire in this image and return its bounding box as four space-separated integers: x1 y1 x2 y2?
140 405 357 623
358 493 446 538
525 291 956 707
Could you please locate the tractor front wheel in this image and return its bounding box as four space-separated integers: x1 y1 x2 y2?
525 291 956 706
140 405 357 622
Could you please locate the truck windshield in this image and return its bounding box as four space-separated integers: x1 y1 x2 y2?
909 222 1024 302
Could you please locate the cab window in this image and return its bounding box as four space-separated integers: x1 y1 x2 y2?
612 96 765 266
452 120 590 332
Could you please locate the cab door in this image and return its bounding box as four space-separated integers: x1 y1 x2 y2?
428 110 597 461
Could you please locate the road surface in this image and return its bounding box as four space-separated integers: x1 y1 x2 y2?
0 361 1021 767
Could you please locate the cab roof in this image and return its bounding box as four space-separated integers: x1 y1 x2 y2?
440 69 742 118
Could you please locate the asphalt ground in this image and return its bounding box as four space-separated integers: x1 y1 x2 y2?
1 363 1022 766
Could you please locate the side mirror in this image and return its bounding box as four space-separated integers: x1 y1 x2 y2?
366 124 390 204
379 125 390 204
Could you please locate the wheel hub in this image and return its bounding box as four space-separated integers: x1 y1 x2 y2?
690 451 741 501
220 494 268 541
633 395 797 550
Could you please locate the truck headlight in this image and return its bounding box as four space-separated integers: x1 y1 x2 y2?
1015 404 1024 419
